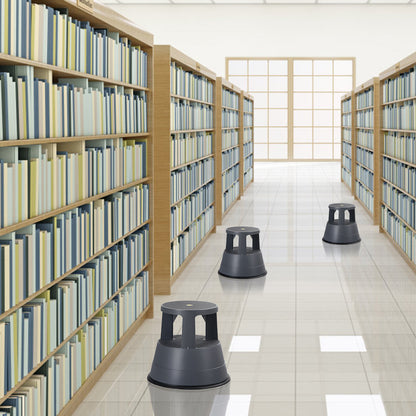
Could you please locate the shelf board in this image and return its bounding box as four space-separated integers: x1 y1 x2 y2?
356 105 374 111
222 160 240 175
355 177 374 195
222 144 239 152
171 128 214 134
381 202 416 233
244 112 254 115
170 177 214 208
381 128 416 134
244 152 253 159
222 105 239 112
355 127 374 131
356 143 374 152
382 96 416 106
342 166 351 175
223 178 240 195
170 202 214 243
0 219 151 322
0 132 149 148
382 177 416 203
170 224 215 285
0 261 152 405
222 126 239 131
382 153 416 169
0 53 150 92
0 177 151 238
356 160 374 173
244 167 253 175
170 153 214 171
171 94 213 106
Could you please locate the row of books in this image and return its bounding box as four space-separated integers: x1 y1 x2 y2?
384 131 416 164
342 154 352 171
342 141 352 158
383 102 416 131
244 113 253 128
383 156 416 197
244 98 253 114
244 154 253 173
356 146 374 171
356 164 374 191
357 129 374 149
170 206 214 275
244 127 253 143
0 1 148 86
356 88 374 109
0 226 149 396
222 130 239 150
223 181 239 213
342 98 351 113
0 271 149 416
244 142 253 158
342 167 352 188
0 68 148 140
356 181 374 214
381 205 416 263
170 132 213 169
0 185 150 314
342 113 351 127
0 139 147 228
383 67 416 104
356 108 374 128
244 168 253 187
222 147 239 173
170 62 214 104
170 182 214 240
342 128 352 142
222 88 239 110
222 109 239 129
383 182 416 229
170 99 214 132
170 158 215 205
222 164 240 192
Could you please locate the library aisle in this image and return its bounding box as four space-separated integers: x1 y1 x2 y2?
75 162 415 416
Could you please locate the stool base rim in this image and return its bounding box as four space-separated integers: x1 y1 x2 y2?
147 375 231 390
218 271 267 279
322 238 361 245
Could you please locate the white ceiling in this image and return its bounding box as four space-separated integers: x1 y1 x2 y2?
100 0 416 4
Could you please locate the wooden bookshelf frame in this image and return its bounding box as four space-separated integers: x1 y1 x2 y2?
242 91 254 192
215 77 242 225
153 45 216 295
352 77 380 225
0 2 154 412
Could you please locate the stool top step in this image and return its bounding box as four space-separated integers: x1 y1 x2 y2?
226 226 260 235
328 203 355 210
161 300 218 316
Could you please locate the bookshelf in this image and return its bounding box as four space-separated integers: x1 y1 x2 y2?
379 52 416 271
241 91 254 192
341 92 354 191
353 78 380 224
0 1 154 414
215 78 241 225
153 45 216 295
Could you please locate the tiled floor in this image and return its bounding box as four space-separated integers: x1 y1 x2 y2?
74 162 416 415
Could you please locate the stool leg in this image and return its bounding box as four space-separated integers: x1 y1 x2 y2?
349 209 355 222
329 209 335 222
238 234 247 254
161 313 175 341
252 234 260 250
226 234 235 251
181 315 196 349
204 313 218 341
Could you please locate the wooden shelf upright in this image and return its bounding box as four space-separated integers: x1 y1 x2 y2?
0 2 154 413
215 77 242 225
154 45 217 295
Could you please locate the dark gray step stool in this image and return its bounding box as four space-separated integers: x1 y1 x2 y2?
148 300 230 389
218 226 267 278
322 203 361 245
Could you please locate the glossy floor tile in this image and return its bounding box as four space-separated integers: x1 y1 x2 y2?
74 162 416 415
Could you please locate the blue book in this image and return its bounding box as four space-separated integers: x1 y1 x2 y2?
7 0 11 55
16 234 27 300
21 0 27 58
27 0 32 60
44 80 50 138
0 74 9 140
22 309 33 373
47 6 54 65
4 322 10 392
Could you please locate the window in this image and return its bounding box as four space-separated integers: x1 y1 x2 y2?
226 57 355 160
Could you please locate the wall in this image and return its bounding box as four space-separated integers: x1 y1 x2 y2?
110 4 416 85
